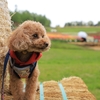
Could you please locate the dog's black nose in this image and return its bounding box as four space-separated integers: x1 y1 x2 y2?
44 42 48 47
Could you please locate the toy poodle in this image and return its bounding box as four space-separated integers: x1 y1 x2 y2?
7 20 51 100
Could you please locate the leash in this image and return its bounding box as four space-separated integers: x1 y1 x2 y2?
1 51 10 100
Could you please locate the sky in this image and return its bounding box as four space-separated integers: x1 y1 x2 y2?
7 0 100 27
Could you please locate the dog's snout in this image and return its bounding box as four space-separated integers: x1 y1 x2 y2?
44 42 48 47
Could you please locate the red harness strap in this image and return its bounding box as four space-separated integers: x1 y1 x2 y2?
9 50 42 66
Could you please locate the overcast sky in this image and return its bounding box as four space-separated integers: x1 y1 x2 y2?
7 0 100 27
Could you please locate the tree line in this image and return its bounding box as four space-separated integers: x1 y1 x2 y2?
10 10 51 27
10 10 100 28
64 21 100 27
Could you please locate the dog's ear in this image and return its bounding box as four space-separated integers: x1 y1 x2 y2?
8 28 31 51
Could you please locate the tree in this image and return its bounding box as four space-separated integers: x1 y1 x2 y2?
87 21 94 26
64 22 72 26
96 21 100 26
10 10 51 27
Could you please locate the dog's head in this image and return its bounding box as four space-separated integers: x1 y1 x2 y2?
8 20 51 52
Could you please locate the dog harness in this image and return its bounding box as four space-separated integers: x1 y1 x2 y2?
9 50 42 78
1 51 42 100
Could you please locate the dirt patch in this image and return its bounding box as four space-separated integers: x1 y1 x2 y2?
71 42 100 50
88 32 100 36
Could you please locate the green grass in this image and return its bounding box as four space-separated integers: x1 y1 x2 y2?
38 40 100 100
46 26 100 35
57 26 100 33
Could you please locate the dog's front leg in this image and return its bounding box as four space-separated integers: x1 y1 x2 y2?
9 66 24 100
24 66 40 100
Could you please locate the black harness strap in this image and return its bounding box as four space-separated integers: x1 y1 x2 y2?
1 51 10 100
28 62 37 78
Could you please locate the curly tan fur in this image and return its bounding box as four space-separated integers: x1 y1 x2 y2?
7 20 51 100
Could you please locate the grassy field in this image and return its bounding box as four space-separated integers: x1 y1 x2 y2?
38 40 100 100
57 26 100 33
46 26 100 35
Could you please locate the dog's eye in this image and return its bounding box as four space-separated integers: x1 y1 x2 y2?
32 34 38 38
42 35 44 38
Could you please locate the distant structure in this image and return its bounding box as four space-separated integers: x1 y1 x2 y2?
51 29 57 32
77 31 87 42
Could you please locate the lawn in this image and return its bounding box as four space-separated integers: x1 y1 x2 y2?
38 40 100 100
57 26 100 33
46 26 100 35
